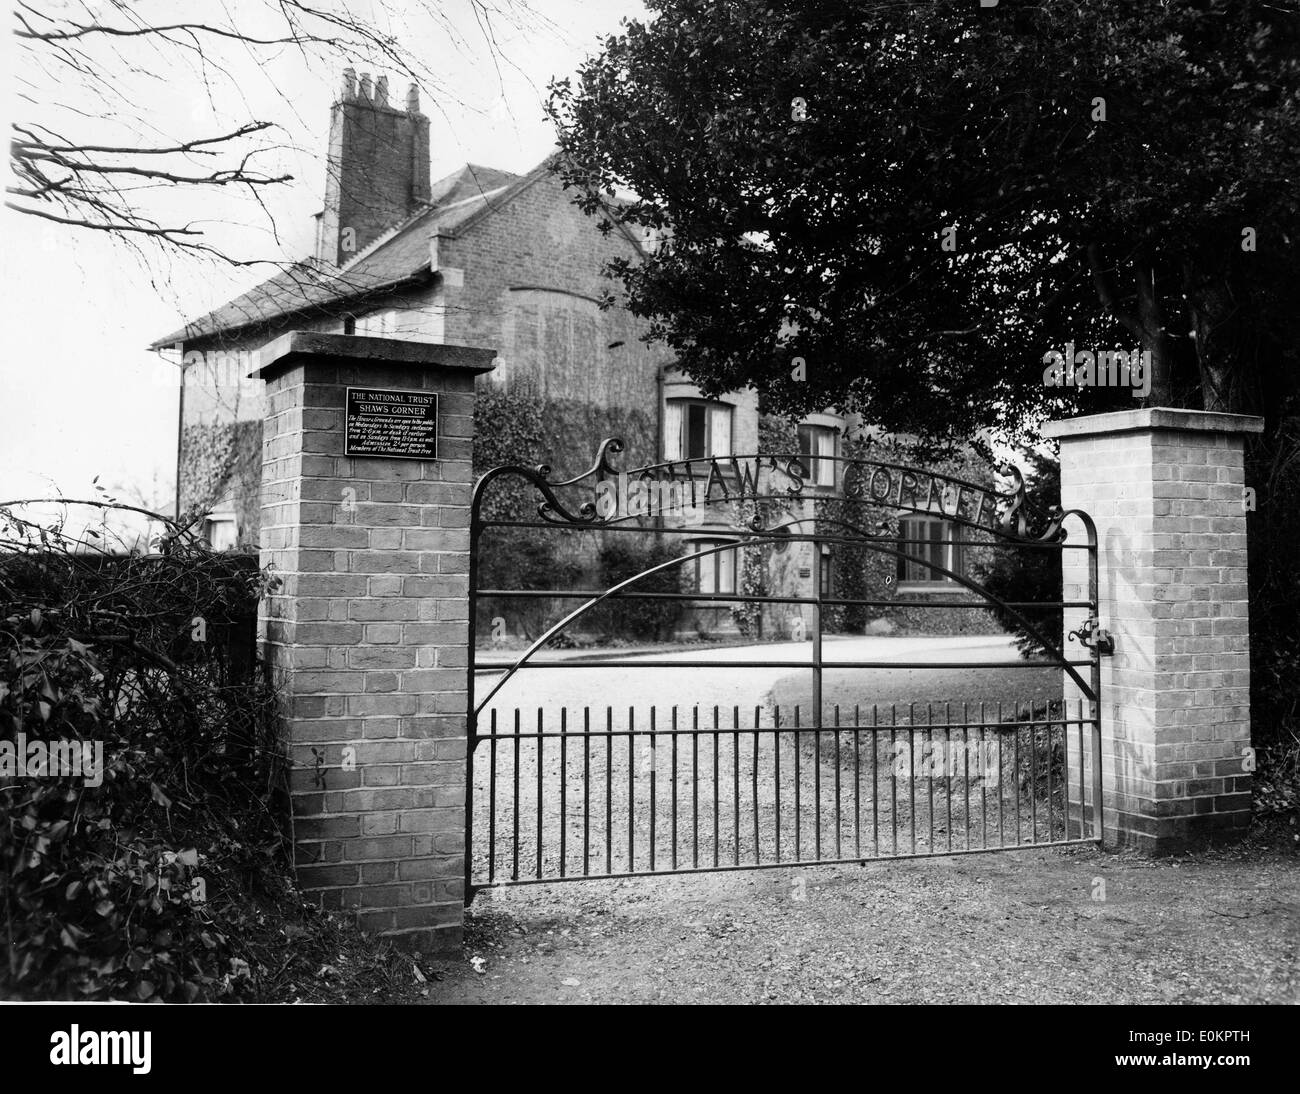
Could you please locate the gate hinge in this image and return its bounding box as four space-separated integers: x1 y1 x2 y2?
1068 617 1114 656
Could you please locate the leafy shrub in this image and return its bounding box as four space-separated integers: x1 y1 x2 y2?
474 528 583 641
1246 427 1300 819
974 451 1063 656
584 537 683 641
0 506 289 1001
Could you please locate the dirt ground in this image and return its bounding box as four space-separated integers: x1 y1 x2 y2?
426 835 1299 1004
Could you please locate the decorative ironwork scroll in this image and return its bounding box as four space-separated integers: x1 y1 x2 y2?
474 437 1067 543
1068 617 1115 656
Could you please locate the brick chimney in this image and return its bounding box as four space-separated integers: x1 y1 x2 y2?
317 69 431 266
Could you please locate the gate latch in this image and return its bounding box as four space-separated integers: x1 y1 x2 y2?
1068 617 1115 656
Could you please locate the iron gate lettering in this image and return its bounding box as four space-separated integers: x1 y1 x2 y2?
465 440 1105 900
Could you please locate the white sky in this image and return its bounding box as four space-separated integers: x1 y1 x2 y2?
0 0 644 516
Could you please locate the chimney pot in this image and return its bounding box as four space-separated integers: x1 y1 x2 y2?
319 67 430 265
342 67 356 101
406 83 420 113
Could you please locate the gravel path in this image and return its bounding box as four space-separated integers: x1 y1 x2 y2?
469 636 1083 888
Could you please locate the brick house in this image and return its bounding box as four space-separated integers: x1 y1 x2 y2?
155 71 995 640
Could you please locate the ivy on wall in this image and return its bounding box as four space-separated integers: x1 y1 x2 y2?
758 414 1004 638
828 435 1001 636
471 383 673 643
472 386 547 522
758 414 798 459
748 418 803 639
473 400 1007 644
179 422 262 540
732 541 767 637
180 424 236 513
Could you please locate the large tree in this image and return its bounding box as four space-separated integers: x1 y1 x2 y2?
548 0 1300 449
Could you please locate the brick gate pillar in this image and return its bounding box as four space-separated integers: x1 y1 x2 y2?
1043 408 1263 853
253 331 494 951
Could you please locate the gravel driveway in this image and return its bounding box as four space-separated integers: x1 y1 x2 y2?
469 636 1078 888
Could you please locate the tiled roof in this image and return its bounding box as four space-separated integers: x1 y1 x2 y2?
150 163 527 348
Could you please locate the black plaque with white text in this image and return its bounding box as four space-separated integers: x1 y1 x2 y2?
345 386 439 460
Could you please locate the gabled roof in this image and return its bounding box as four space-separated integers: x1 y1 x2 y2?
150 162 532 348
428 162 521 208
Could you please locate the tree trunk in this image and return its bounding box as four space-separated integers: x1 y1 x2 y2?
1182 272 1239 413
1086 243 1173 407
1133 262 1176 407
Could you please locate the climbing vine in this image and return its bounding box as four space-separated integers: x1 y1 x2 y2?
471 383 664 643
179 421 261 544
731 540 767 637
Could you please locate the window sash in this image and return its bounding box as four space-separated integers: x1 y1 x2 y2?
664 401 683 461
694 540 736 594
898 518 963 583
686 403 708 459
718 546 735 593
700 552 715 592
798 425 836 486
709 404 731 458
205 516 238 551
666 398 733 461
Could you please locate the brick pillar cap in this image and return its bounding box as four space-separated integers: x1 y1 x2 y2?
1042 407 1264 441
250 331 497 381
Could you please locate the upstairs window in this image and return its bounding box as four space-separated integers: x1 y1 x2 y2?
897 517 964 584
797 424 837 487
666 399 732 461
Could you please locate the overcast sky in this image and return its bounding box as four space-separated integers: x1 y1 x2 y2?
0 0 644 517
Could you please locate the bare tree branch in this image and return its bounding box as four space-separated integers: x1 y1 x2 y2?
10 0 551 266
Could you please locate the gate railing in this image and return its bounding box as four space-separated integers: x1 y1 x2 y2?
471 698 1097 888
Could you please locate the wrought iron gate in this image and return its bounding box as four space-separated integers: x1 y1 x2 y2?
465 440 1106 900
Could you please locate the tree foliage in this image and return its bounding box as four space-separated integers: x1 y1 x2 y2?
550 1 1300 786
549 0 1300 444
975 450 1063 657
